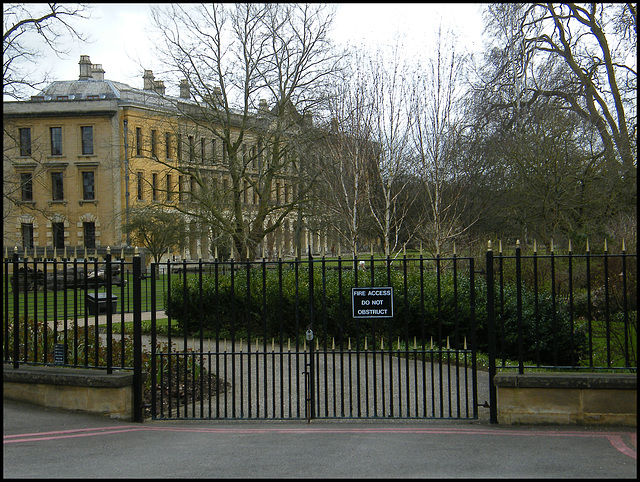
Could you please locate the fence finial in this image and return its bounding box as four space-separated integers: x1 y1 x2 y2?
487 240 492 251
568 239 572 253
14 246 18 254
516 239 520 248
550 238 554 253
134 246 139 256
586 239 590 253
604 238 608 252
106 246 110 255
533 239 537 253
622 239 626 253
499 240 502 253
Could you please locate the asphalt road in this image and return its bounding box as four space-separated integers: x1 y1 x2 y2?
3 399 636 479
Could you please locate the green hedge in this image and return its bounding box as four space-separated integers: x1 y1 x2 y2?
165 264 586 366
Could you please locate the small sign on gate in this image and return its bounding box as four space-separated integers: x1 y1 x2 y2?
54 343 65 365
352 287 394 318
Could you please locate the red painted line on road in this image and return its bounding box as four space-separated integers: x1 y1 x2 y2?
4 424 637 460
4 427 144 444
606 435 637 460
4 425 141 439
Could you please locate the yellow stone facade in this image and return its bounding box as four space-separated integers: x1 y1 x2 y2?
4 56 312 260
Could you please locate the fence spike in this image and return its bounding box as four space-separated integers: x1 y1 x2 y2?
533 239 537 253
604 238 608 252
272 338 275 352
54 247 57 260
240 339 243 352
586 239 590 253
74 246 78 260
303 338 306 351
43 246 47 259
622 239 626 253
447 336 450 350
224 338 227 352
288 338 290 352
348 337 351 351
332 337 335 350
380 337 384 350
453 243 456 256
24 246 28 259
364 337 368 350
568 239 572 253
499 239 502 253
316 338 319 350
430 336 433 350
516 239 520 248
464 337 467 350
550 238 554 253
397 336 401 351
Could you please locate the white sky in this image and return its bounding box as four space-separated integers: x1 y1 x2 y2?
14 3 486 96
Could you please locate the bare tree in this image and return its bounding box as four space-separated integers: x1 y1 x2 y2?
317 52 376 255
483 3 636 179
3 3 92 228
410 25 472 255
3 3 92 100
147 3 341 259
366 45 421 257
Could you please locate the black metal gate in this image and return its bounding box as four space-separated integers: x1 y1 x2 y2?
148 255 478 421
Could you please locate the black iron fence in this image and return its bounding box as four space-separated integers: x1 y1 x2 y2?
2 242 637 422
147 254 479 420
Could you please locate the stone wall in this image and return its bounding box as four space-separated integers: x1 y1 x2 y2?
494 372 636 426
3 364 137 420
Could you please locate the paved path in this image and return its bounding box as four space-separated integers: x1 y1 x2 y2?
3 399 636 478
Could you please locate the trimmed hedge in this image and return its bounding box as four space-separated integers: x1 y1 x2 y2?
165 263 586 366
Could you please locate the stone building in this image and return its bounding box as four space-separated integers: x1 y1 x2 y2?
4 56 331 260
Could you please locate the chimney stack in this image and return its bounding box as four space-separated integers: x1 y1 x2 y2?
79 55 92 80
179 79 190 99
143 70 155 90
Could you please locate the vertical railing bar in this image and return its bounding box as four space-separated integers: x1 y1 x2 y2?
370 255 377 417
321 256 328 417
230 258 236 418
603 249 611 367
132 252 143 422
199 258 205 419
516 243 523 374
453 254 460 418
551 245 557 366
151 262 157 419
436 253 443 417
105 250 112 374
246 257 252 419
470 257 478 420
486 244 498 424
83 257 88 366
403 255 410 417
387 254 393 418
621 249 629 368
568 248 575 366
280 257 285 419
73 258 78 366
33 256 40 363
12 251 20 368
22 255 29 364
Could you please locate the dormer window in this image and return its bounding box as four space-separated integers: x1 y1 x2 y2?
56 96 69 100
30 96 44 102
86 95 99 100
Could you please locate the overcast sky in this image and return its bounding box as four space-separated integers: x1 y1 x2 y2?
16 3 486 96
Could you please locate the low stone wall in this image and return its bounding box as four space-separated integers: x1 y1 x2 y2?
3 363 138 420
494 372 637 426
